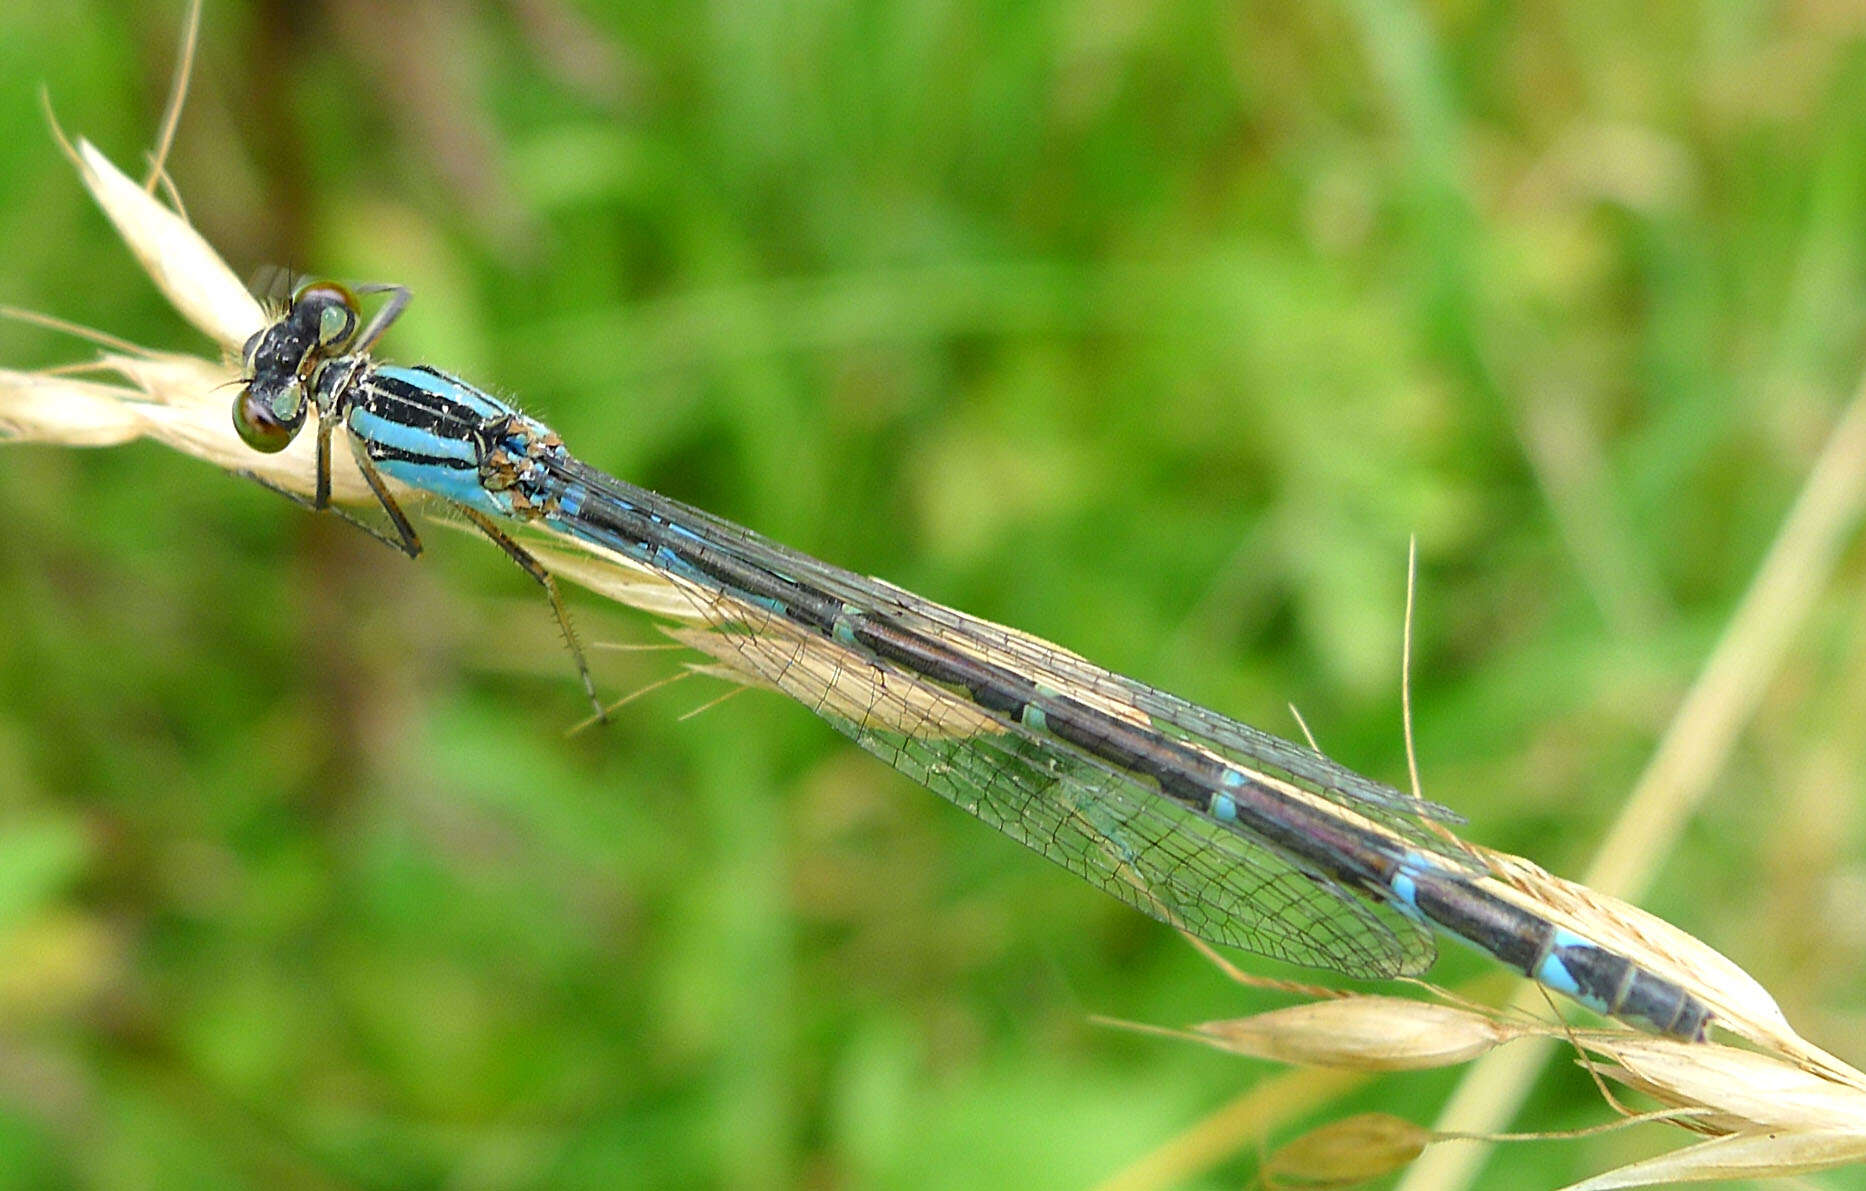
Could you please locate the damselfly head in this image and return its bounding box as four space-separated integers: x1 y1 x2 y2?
232 281 361 453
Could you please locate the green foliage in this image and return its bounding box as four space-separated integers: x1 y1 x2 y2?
3 1 1865 1187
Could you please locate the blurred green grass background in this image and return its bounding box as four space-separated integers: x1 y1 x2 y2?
3 1 1866 1187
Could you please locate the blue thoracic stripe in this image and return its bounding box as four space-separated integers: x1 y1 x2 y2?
376 455 511 516
348 405 477 467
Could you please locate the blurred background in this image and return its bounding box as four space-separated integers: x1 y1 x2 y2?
3 1 1866 1187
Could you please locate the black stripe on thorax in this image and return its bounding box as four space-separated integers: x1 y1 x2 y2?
358 367 502 439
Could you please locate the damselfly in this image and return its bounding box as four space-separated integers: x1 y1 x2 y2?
232 279 1715 1040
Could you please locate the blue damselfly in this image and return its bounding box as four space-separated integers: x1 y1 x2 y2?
231 280 1715 1040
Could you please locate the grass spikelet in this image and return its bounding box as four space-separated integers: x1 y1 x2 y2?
1575 1034 1866 1133
1189 997 1521 1072
66 138 263 351
1259 1113 1432 1189
1558 1128 1866 1190
0 369 148 445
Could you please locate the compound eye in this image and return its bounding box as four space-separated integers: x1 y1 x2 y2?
316 299 357 348
290 281 361 350
233 382 308 453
